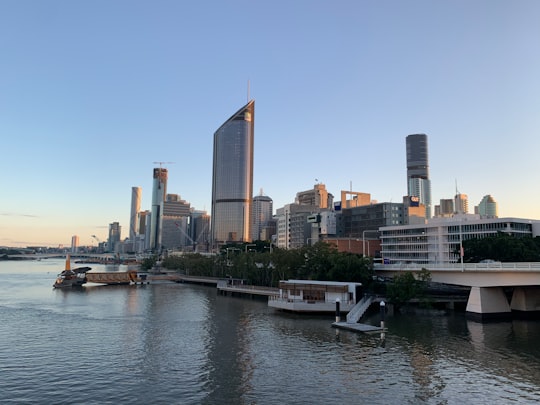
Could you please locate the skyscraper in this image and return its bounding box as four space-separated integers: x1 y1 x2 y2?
211 100 254 247
71 235 79 253
251 190 273 241
130 186 142 241
150 167 168 252
108 222 121 253
406 134 432 218
476 195 498 218
162 194 191 250
454 193 469 214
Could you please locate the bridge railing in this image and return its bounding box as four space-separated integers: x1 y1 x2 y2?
374 262 540 272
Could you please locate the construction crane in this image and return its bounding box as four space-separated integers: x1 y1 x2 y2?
91 235 102 244
153 161 175 169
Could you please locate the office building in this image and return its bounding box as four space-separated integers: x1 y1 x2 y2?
406 134 432 218
475 195 498 218
275 203 317 249
251 190 273 241
434 199 454 217
454 193 469 214
380 215 540 264
211 100 254 247
108 222 121 253
191 210 211 252
71 235 79 253
130 186 142 241
162 194 191 250
295 183 333 209
337 201 404 239
139 210 150 251
149 167 168 252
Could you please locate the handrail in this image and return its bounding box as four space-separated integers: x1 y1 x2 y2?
346 295 374 324
374 262 540 272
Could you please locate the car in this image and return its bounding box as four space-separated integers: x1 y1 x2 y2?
479 259 500 263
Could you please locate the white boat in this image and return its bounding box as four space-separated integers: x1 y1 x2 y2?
268 280 363 313
53 255 91 288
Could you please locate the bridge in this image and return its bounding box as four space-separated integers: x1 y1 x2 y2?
375 262 540 320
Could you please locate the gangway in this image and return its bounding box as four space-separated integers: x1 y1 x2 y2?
346 295 375 324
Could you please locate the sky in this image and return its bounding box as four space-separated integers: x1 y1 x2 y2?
1 1 540 248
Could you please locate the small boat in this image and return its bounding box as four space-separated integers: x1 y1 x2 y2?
53 255 92 288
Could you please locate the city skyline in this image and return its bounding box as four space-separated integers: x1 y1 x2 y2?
2 1 540 247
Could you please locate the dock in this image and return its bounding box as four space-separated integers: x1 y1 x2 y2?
216 279 279 298
332 321 385 334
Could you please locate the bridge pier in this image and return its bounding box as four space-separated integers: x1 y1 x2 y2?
511 287 540 315
466 287 511 321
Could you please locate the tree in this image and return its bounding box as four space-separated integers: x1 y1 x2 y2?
140 255 158 271
463 234 540 262
386 268 431 309
387 272 418 306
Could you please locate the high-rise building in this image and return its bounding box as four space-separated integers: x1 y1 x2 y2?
296 183 333 208
191 210 211 252
130 186 142 241
108 222 121 253
71 235 79 253
251 190 273 241
434 198 454 217
475 195 498 218
211 100 254 247
162 194 191 250
454 193 469 214
150 167 168 252
406 134 432 218
275 203 316 249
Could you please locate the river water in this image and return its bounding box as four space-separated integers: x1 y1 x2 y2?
1 259 539 404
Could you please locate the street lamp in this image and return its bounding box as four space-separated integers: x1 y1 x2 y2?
245 244 256 253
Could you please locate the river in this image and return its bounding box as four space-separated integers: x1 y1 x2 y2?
1 259 539 404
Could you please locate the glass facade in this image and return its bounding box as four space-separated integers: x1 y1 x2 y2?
150 168 168 251
211 100 254 246
406 134 432 218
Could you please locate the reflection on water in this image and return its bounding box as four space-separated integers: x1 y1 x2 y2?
1 259 539 404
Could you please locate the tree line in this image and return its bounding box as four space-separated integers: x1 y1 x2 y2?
463 233 540 262
146 241 374 289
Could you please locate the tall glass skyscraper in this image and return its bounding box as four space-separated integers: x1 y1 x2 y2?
211 100 254 247
406 133 432 218
130 186 142 241
150 167 168 252
251 191 273 241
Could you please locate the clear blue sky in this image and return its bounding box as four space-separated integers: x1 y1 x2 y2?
1 1 540 247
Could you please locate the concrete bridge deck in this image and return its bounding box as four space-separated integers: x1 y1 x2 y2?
375 262 540 320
